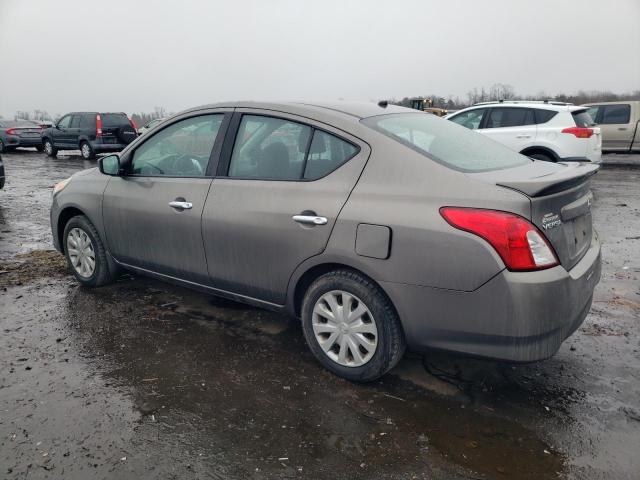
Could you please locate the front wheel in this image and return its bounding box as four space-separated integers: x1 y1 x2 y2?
43 139 58 157
63 215 117 287
301 270 405 382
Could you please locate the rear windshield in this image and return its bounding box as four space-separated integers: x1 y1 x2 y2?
572 110 595 127
101 113 130 127
362 113 531 173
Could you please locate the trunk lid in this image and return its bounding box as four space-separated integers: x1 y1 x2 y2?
470 160 599 270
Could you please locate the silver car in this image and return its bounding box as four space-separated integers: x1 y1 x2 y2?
50 102 601 381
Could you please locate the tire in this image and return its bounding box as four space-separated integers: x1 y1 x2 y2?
301 270 405 382
63 215 118 287
528 152 555 162
80 141 95 160
43 139 58 157
0 140 4 153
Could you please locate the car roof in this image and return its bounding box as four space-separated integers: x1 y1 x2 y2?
181 101 416 123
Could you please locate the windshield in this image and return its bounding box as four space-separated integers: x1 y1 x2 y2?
362 113 531 173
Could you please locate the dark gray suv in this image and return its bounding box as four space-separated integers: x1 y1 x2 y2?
41 112 137 160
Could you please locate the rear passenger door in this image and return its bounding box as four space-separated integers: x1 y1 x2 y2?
68 114 83 146
479 107 536 152
594 104 633 151
202 110 370 304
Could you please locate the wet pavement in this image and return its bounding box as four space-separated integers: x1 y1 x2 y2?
1 149 639 479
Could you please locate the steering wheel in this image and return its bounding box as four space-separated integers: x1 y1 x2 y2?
173 154 204 176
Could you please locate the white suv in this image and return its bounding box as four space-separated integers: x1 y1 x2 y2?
445 101 602 163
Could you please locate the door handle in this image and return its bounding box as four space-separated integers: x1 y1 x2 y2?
618 127 628 131
292 215 328 226
169 200 193 210
516 134 532 138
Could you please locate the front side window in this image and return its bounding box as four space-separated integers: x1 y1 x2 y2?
363 113 531 173
600 104 631 124
131 114 223 177
449 109 485 130
57 115 71 128
485 108 534 128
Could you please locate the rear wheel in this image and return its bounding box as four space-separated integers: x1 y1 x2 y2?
301 270 405 382
43 139 57 157
528 152 555 162
80 141 95 160
0 140 5 153
63 215 117 287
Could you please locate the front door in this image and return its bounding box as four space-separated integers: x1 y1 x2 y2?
202 111 369 304
52 114 72 146
102 112 229 283
595 104 633 151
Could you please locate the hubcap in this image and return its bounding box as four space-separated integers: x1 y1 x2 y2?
81 144 90 158
45 142 52 154
312 290 378 367
67 228 96 278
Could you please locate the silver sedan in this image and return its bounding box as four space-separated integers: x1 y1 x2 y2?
50 101 601 381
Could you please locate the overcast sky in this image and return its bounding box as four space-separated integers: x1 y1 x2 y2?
0 0 638 118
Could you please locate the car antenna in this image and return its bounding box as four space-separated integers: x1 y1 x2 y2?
378 100 388 108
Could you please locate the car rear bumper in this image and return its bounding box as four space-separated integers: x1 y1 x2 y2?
90 141 127 152
381 231 601 362
4 135 42 147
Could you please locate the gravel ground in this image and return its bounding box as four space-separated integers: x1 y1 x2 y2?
0 149 639 479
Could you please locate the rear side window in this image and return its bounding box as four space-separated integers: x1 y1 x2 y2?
101 113 130 127
572 110 595 127
304 130 358 180
449 109 485 130
228 115 357 181
600 104 631 124
363 113 530 173
534 109 558 124
485 108 534 128
80 114 95 128
70 115 82 128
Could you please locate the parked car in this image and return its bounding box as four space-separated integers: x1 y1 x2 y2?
137 117 167 136
0 152 4 189
446 101 601 163
50 101 601 381
41 112 138 160
0 120 45 153
582 101 640 152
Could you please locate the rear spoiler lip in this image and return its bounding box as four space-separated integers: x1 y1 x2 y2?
495 162 600 197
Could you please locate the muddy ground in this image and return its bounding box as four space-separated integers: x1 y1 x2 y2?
0 149 639 479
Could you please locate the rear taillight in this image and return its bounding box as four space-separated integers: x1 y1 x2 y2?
129 117 137 130
96 114 103 137
561 127 594 138
440 207 559 271
5 128 18 135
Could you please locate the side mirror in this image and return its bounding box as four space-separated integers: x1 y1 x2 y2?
98 155 123 176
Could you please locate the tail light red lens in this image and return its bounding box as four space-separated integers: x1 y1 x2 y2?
561 127 594 138
5 128 18 135
440 207 559 271
129 117 137 130
96 114 103 137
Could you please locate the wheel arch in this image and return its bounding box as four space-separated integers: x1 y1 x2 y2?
288 260 401 326
56 206 88 253
519 145 559 161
